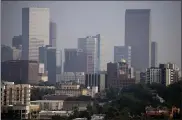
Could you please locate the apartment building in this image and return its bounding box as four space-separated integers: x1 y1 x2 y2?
1 82 39 120
146 67 161 84
1 82 31 106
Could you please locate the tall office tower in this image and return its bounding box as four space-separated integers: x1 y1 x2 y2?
125 9 151 72
22 8 50 61
151 42 158 67
114 46 131 67
12 35 22 49
78 34 100 73
64 48 86 72
56 50 62 73
50 22 57 47
46 47 57 85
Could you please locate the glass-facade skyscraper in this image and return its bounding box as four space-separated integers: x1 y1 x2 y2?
78 34 100 73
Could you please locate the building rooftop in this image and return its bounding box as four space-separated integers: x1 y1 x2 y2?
42 94 69 100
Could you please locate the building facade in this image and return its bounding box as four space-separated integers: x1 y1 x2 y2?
1 82 31 106
50 22 57 47
78 34 100 73
31 100 64 111
12 47 22 60
47 47 57 85
12 35 22 49
1 45 13 62
64 49 86 72
114 46 131 67
125 9 151 72
151 42 158 67
107 62 135 88
146 67 161 84
60 72 85 85
1 60 39 84
85 73 107 92
22 8 50 61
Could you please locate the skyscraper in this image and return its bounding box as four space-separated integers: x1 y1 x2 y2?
22 8 50 61
50 22 57 47
114 46 131 67
12 35 22 49
47 47 56 85
78 34 100 73
151 42 158 67
125 9 151 72
64 48 86 72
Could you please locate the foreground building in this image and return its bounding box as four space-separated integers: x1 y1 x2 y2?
1 82 39 120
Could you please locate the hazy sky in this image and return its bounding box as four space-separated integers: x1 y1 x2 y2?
1 1 181 70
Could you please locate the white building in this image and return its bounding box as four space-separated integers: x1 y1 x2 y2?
60 72 85 85
22 8 50 61
146 67 161 84
165 68 177 86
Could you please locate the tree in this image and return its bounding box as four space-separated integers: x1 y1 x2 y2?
51 115 68 120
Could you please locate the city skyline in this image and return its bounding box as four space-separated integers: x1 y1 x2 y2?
1 1 181 69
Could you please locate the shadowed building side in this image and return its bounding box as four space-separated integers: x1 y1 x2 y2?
125 9 151 72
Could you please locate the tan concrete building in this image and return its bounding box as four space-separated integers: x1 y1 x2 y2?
1 82 31 106
1 82 39 120
55 83 82 97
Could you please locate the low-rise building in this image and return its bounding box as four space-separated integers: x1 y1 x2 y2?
60 72 85 85
63 101 93 111
31 100 64 111
39 110 72 120
55 89 82 97
55 83 82 97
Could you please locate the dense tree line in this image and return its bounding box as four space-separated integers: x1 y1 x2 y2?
51 81 181 120
31 88 55 101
